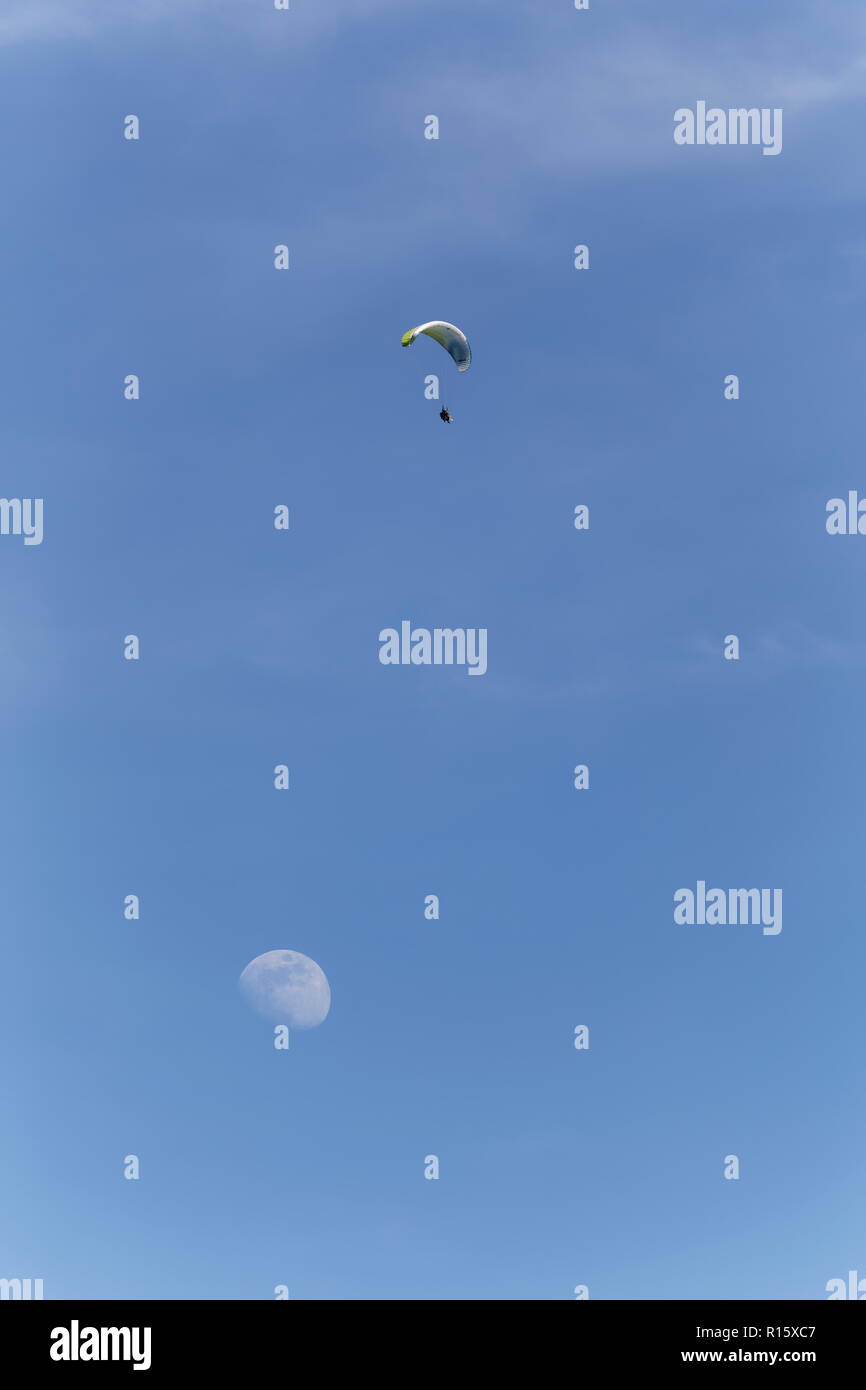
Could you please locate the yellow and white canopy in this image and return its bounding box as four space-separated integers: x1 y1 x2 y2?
401 321 472 372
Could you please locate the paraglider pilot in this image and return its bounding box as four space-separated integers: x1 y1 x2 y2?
439 407 452 423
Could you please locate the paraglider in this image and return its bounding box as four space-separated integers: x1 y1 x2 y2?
401 321 471 373
439 407 452 424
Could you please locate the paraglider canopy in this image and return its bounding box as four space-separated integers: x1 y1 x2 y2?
401 321 471 372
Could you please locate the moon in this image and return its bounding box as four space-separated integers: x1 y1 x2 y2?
239 950 331 1030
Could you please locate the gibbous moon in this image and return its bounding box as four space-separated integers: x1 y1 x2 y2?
239 950 331 1030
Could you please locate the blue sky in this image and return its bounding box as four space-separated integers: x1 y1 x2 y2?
1 0 865 1299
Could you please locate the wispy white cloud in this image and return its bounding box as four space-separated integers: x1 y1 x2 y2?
0 583 69 715
481 621 866 710
0 0 412 45
686 622 866 683
426 16 866 183
0 0 199 43
7 1 865 185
